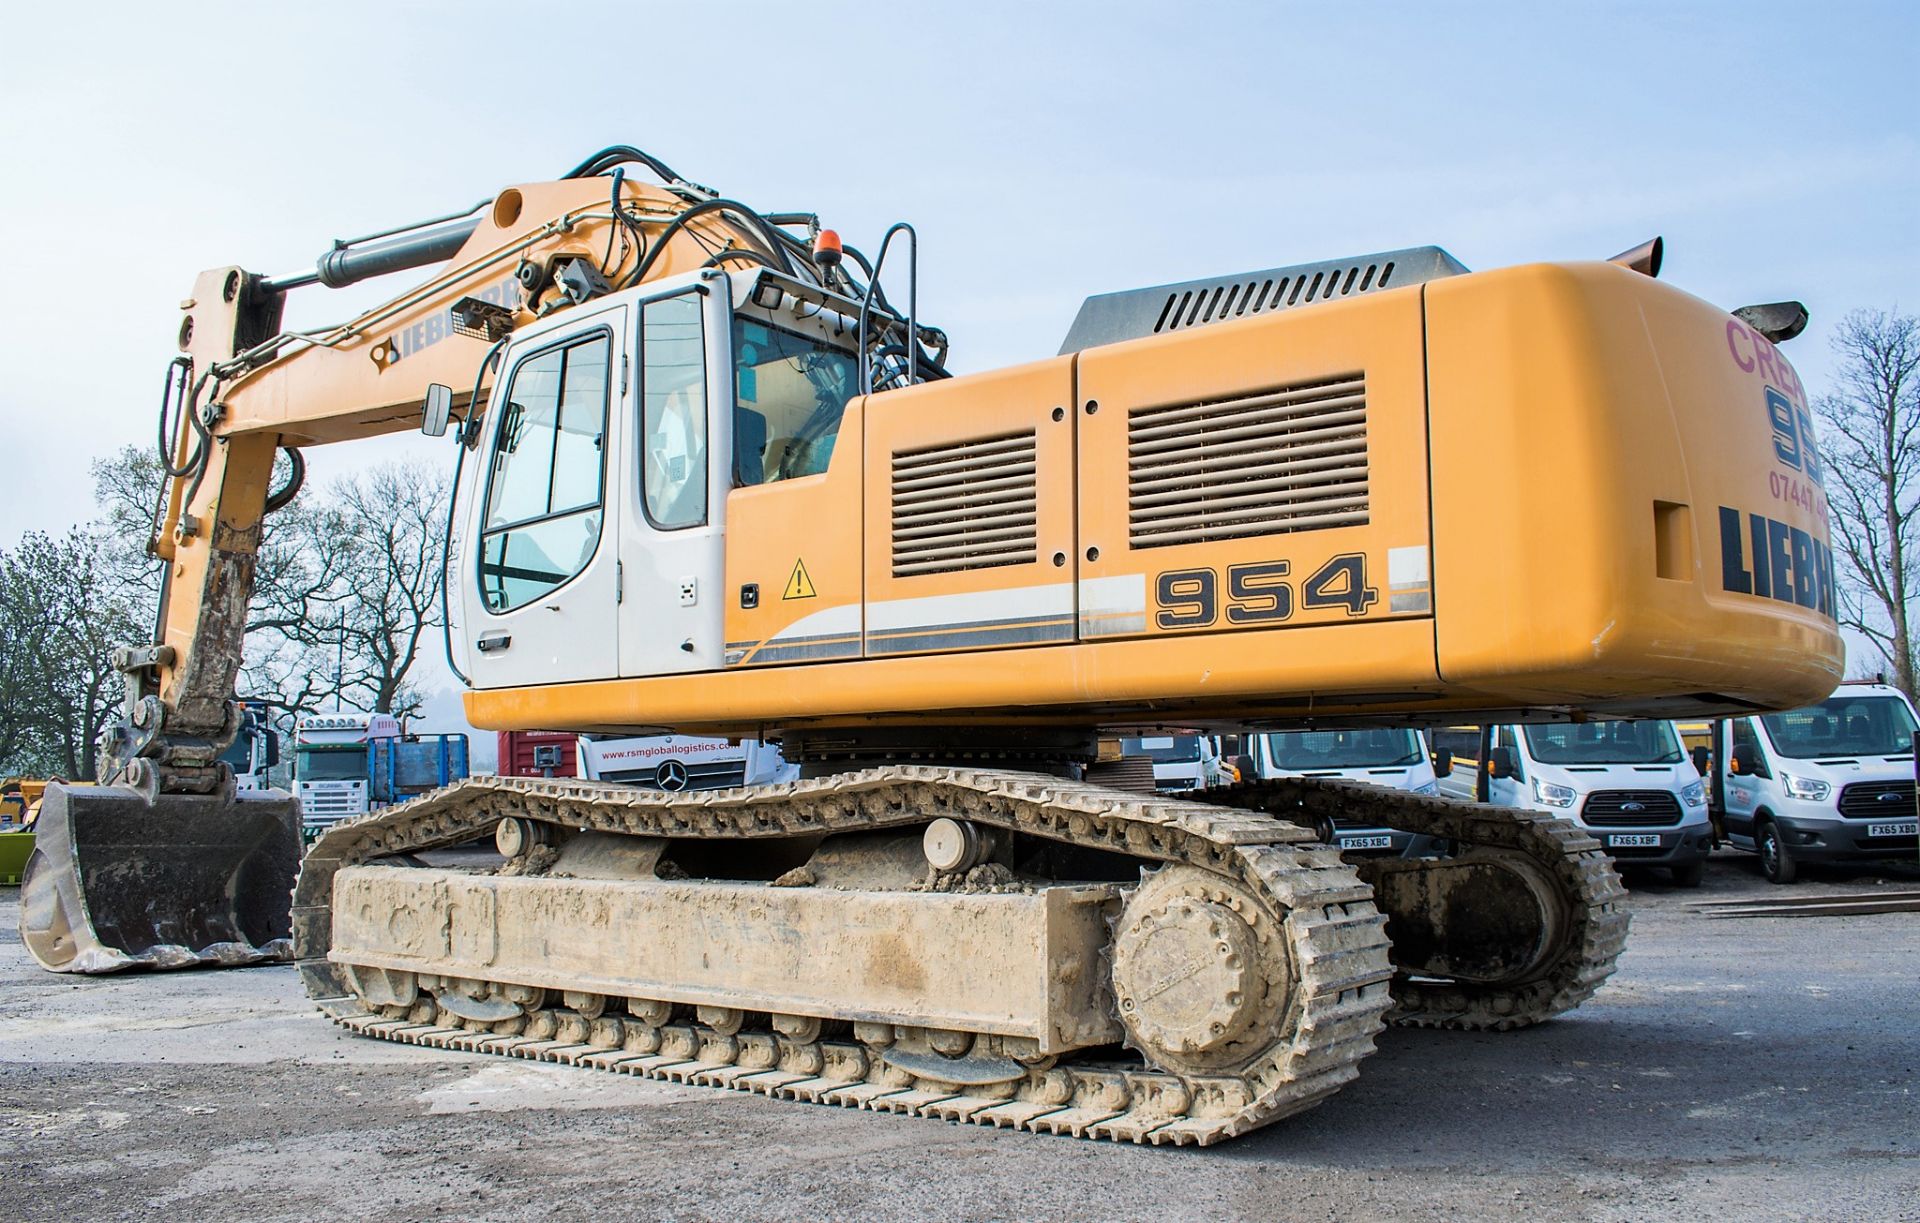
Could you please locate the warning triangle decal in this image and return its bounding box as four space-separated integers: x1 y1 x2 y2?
783 558 817 600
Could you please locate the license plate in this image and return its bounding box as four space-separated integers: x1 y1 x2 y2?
1608 833 1661 848
1867 821 1917 837
1339 835 1394 850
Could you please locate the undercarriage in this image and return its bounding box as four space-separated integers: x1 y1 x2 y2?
294 764 1626 1145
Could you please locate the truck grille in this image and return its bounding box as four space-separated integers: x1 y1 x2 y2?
890 431 1039 577
1836 780 1915 819
1580 790 1682 827
601 760 748 791
1127 374 1368 548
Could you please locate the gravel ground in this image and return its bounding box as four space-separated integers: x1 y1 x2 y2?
2 849 1915 1222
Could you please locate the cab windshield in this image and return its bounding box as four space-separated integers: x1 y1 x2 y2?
1524 721 1681 765
1265 729 1422 770
1761 696 1918 759
299 748 367 782
732 316 859 485
1122 736 1202 764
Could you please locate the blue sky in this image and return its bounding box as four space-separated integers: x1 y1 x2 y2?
0 1 1912 712
1 1 1911 545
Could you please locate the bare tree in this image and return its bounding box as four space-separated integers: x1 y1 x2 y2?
1817 309 1920 696
326 464 450 715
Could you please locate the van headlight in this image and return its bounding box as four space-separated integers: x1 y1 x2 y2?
1412 779 1438 796
1680 781 1706 807
1532 779 1578 808
1780 773 1830 801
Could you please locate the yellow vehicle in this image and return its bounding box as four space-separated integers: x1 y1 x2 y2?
0 779 47 885
21 146 1841 1144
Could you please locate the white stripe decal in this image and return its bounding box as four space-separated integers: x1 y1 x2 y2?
867 582 1075 633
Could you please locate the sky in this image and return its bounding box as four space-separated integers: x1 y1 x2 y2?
0 1 1914 724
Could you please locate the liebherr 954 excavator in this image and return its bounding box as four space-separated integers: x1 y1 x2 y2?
22 146 1841 1145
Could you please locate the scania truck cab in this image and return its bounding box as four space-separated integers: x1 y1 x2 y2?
1249 728 1446 854
1712 682 1919 883
1484 719 1712 885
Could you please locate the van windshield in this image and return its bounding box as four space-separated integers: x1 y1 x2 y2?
1761 695 1917 759
1523 721 1681 765
1122 736 1202 764
1265 729 1422 770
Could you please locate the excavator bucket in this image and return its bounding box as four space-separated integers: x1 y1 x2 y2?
18 782 299 973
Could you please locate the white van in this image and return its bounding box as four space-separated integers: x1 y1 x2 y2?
577 733 798 790
1711 682 1918 883
1483 719 1712 885
1248 728 1445 854
1118 734 1224 794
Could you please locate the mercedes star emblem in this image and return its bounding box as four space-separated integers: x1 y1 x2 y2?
656 759 689 791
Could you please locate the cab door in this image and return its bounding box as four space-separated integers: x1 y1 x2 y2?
617 279 732 677
1487 725 1529 807
463 306 626 688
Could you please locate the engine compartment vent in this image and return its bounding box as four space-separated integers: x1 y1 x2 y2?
891 431 1039 577
1128 374 1368 548
1059 246 1467 355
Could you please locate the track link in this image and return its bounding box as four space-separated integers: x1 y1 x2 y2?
1207 777 1630 1029
296 768 1395 1145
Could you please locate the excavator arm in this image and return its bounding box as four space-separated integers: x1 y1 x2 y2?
21 148 882 971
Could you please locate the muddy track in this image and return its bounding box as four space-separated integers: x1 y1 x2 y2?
296 768 1394 1145
1206 777 1630 1029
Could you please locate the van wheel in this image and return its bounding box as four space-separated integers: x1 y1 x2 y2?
1669 859 1705 888
1312 816 1338 846
1758 819 1798 885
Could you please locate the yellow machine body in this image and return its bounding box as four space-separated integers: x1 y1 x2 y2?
465 260 1840 738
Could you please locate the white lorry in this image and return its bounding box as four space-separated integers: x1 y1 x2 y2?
294 713 379 832
1482 719 1712 885
1248 728 1445 854
217 703 280 791
577 733 798 790
1711 681 1919 883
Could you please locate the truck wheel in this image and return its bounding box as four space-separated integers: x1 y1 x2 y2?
1758 818 1798 885
1669 859 1705 888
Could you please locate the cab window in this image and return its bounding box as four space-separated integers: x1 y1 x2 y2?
478 333 611 612
641 294 709 529
1730 718 1770 777
732 316 858 486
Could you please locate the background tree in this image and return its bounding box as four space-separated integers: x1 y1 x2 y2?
0 450 452 778
1817 309 1920 696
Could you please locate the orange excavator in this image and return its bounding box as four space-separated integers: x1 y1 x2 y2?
20 146 1839 1143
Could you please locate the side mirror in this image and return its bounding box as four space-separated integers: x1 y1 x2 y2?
422 383 455 437
1730 743 1759 777
264 731 281 769
1486 746 1517 780
1431 749 1454 779
1690 745 1711 776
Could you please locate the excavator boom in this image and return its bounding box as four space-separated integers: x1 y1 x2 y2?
22 149 888 973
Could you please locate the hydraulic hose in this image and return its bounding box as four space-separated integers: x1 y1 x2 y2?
562 145 687 187
621 197 797 289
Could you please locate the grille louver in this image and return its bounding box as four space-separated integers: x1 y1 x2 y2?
1128 374 1369 548
1154 260 1398 336
891 431 1039 577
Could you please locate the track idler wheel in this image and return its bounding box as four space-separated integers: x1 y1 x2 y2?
1109 866 1293 1075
